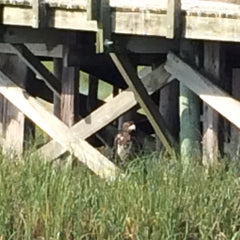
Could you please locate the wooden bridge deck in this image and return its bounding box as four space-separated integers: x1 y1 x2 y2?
1 0 240 42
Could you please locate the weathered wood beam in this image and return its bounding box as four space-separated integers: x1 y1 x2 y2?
110 53 175 154
9 44 60 97
165 52 240 130
0 70 119 179
35 63 172 160
1 5 98 32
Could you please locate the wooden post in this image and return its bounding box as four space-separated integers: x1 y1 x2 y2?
87 75 99 111
158 80 179 151
202 42 222 167
179 40 201 165
60 65 79 127
0 54 34 155
53 58 62 118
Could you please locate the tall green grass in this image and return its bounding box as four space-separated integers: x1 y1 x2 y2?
0 153 240 240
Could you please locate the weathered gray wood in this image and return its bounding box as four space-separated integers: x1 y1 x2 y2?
0 70 120 179
110 53 175 154
165 52 240 134
9 44 60 97
35 63 172 160
2 99 25 155
179 40 201 164
61 66 79 126
202 43 221 167
1 5 98 31
0 53 34 155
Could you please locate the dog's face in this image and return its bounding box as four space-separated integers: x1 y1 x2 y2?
122 121 136 133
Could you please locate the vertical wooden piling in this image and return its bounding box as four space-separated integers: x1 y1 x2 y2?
159 80 179 149
87 75 99 110
0 54 33 155
179 40 201 164
202 42 222 167
60 66 79 127
60 49 80 127
53 58 62 119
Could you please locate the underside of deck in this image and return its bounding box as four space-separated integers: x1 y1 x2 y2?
1 0 240 179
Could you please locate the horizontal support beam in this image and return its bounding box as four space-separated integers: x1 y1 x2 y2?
0 43 63 58
165 52 240 129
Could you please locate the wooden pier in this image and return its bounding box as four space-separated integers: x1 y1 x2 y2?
1 0 240 179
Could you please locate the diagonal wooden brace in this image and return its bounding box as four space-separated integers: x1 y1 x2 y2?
9 44 61 97
165 52 240 130
0 70 119 180
110 53 175 155
35 63 173 160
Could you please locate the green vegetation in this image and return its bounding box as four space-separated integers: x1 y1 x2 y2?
0 153 240 240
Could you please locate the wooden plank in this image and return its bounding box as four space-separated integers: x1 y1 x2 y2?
0 43 63 58
49 9 98 31
110 53 175 154
112 11 167 36
35 63 172 160
2 6 33 27
184 15 240 43
165 52 240 131
1 5 98 32
9 44 60 97
1 26 84 45
0 70 119 179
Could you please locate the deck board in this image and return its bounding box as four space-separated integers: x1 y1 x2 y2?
1 0 240 41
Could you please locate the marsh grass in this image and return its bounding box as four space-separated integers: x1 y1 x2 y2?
0 153 240 240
